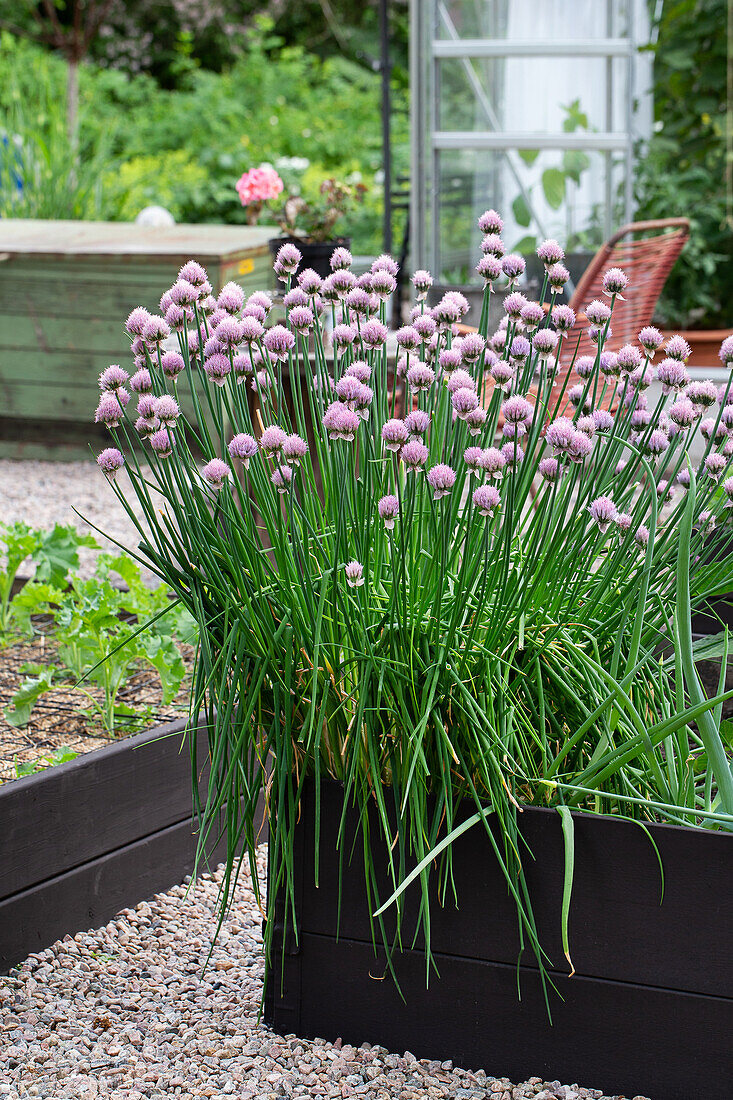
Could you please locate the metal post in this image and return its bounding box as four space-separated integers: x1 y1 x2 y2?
380 0 392 255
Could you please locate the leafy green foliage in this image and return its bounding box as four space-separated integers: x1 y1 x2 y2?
13 746 79 779
4 667 56 727
634 0 730 328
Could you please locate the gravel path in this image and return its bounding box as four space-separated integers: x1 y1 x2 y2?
0 459 163 584
0 849 650 1100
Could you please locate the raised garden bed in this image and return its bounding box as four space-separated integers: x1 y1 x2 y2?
266 778 733 1100
0 716 232 972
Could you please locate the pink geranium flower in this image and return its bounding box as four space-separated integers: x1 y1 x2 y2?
235 164 284 222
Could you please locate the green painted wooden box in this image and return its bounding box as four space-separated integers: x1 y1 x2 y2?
0 220 274 459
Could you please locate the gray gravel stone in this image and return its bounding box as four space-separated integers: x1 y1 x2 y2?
0 845 652 1100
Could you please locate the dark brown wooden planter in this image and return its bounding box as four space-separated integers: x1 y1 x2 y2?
0 718 228 972
266 778 733 1100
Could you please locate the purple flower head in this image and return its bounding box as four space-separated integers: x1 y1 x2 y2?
704 453 727 482
452 387 480 419
243 301 267 325
723 476 733 503
539 457 561 482
248 291 273 316
460 332 486 365
344 361 370 385
638 326 664 354
283 288 309 311
407 362 435 391
478 209 504 234
502 395 533 425
332 324 357 351
130 368 153 395
721 384 733 405
381 418 408 452
686 380 718 409
150 429 173 457
252 368 273 394
204 353 232 387
130 336 146 357
599 351 619 378
372 253 399 277
532 328 559 361
503 291 528 320
178 261 207 287
465 406 487 435
228 433 258 468
159 351 184 381
567 430 593 463
398 411 428 443
433 294 464 327
344 560 364 587
412 269 433 299
576 416 595 438
169 279 198 307
330 270 357 301
233 351 257 382
259 425 287 456
143 316 170 347
665 334 692 361
396 326 421 352
575 355 596 379
552 304 576 332
214 316 242 350
437 348 461 376
95 392 124 428
656 480 675 503
324 401 360 442
276 243 302 274
99 365 129 392
413 314 437 341
371 269 396 299
136 394 158 423
616 344 642 374
204 334 224 359
201 458 230 491
346 287 372 316
589 495 617 533
521 302 545 331
126 307 151 336
199 295 217 316
630 409 652 432
401 439 429 472
165 302 189 333
592 409 614 433
545 417 575 454
509 335 531 363
464 446 484 472
473 484 501 516
478 447 506 479
293 269 321 298
378 494 400 529
568 384 591 412
501 441 524 469
701 417 727 443
427 463 456 499
629 366 653 392
642 429 669 456
271 466 293 494
719 335 733 364
481 234 505 258
602 267 628 297
634 525 650 549
537 239 565 267
445 370 475 396
328 246 351 272
135 415 159 438
264 324 296 362
656 358 689 394
476 255 503 283
155 395 180 427
97 447 125 478
502 421 526 441
613 513 632 535
585 300 612 326
721 405 733 431
490 362 515 392
361 319 388 349
547 263 570 291
289 306 314 333
501 253 526 283
319 275 340 304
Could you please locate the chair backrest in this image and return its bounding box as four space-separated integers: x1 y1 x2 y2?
558 218 690 396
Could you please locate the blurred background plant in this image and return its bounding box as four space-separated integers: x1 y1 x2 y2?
634 0 730 329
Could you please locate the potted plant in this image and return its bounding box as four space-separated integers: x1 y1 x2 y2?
235 163 366 278
89 219 733 1100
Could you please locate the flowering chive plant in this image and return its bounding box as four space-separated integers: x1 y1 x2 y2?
94 221 733 998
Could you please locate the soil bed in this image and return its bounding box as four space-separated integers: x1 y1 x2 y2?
0 632 193 783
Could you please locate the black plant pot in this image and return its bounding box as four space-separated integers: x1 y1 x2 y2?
265 777 733 1100
268 236 351 281
524 251 593 293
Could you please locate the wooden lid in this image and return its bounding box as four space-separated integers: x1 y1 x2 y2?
0 220 275 262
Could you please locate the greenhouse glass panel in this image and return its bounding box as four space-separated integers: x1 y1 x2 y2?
410 0 652 287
